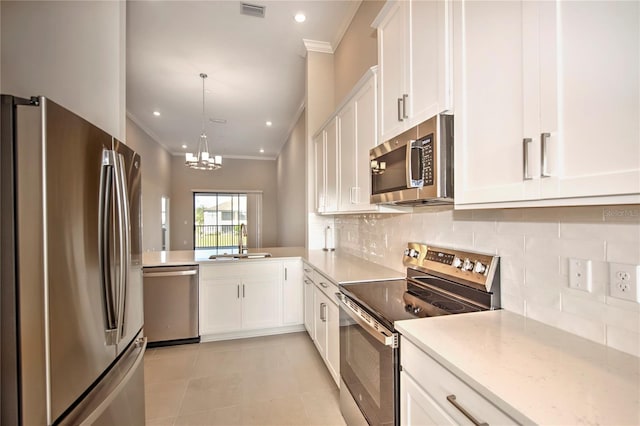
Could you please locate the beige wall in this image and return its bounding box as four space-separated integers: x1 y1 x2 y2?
125 118 172 252
170 156 278 250
334 0 384 104
1 1 126 140
276 111 306 247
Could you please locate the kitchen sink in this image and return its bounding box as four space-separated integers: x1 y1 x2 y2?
208 252 272 260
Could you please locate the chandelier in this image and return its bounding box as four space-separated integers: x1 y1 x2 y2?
185 73 222 170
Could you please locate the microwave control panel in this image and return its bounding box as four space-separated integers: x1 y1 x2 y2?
420 134 434 186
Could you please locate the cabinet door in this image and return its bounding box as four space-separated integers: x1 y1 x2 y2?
199 278 242 335
313 287 329 357
338 100 357 212
352 76 378 211
408 0 453 123
303 270 315 338
313 132 326 212
453 0 539 205
401 371 456 426
282 260 303 325
326 298 340 384
241 273 282 331
538 1 640 199
378 0 409 141
325 117 339 212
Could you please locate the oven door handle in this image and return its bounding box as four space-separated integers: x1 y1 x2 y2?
337 293 398 348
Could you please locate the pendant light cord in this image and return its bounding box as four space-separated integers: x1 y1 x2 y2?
200 73 207 135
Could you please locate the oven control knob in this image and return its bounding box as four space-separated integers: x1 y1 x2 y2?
462 258 475 271
474 261 487 274
412 306 422 315
452 257 463 268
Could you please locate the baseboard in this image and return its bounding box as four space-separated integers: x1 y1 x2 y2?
200 324 306 342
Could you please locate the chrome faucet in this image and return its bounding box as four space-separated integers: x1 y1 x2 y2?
239 223 248 254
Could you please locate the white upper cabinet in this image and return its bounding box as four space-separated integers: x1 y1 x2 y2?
313 132 326 213
314 67 402 214
455 0 640 207
375 0 453 142
338 73 379 212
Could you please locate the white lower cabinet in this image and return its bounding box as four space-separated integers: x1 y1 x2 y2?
303 262 340 386
401 371 456 426
313 285 340 385
401 338 516 425
303 263 315 337
282 260 303 326
199 260 303 339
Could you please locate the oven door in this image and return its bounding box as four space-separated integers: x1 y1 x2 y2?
338 293 398 426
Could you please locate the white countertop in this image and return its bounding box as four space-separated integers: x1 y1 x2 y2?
142 247 307 266
142 248 404 284
396 310 640 425
306 250 404 284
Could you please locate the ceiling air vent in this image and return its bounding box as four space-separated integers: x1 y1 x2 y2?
240 3 266 18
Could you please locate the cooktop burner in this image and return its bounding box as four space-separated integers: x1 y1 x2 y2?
339 243 500 330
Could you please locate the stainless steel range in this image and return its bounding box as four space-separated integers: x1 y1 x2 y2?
337 243 500 426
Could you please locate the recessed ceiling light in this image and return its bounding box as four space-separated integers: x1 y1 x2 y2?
153 111 161 116
260 148 265 153
266 121 272 127
181 144 187 149
294 13 306 23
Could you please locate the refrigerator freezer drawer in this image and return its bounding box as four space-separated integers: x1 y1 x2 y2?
143 265 199 345
59 333 147 425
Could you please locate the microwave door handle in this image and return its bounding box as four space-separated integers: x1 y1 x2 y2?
407 142 424 188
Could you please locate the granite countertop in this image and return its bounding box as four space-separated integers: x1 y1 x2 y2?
396 310 640 425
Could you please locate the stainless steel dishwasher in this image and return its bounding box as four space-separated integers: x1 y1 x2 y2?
142 265 200 347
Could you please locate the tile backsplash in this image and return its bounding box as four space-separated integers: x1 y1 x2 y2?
334 205 640 357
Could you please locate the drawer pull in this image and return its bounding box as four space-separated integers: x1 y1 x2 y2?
320 282 329 288
446 395 488 426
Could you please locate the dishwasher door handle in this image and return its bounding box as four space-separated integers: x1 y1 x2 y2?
142 270 197 278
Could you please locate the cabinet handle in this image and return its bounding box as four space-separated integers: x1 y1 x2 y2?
304 279 313 285
446 395 488 426
523 138 532 180
242 284 245 298
541 132 551 178
320 302 327 322
397 98 403 122
304 268 312 273
320 282 329 289
285 267 288 281
237 284 240 299
402 94 408 119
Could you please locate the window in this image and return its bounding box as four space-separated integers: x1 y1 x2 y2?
194 193 247 250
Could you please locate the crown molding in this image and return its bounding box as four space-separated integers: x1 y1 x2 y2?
303 39 334 54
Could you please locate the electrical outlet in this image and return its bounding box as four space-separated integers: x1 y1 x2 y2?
568 258 592 292
608 262 640 302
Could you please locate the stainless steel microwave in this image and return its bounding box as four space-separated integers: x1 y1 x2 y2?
370 114 453 205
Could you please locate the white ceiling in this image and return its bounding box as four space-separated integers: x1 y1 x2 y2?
127 0 360 159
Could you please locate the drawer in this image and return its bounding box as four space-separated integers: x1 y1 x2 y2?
401 338 516 426
313 270 339 302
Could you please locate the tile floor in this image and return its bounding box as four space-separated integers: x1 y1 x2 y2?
144 332 346 426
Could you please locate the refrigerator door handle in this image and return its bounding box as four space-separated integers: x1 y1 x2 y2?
113 153 129 343
99 151 118 345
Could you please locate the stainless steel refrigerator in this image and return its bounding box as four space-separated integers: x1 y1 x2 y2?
1 95 146 425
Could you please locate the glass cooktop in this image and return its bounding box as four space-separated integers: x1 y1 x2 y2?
340 276 483 330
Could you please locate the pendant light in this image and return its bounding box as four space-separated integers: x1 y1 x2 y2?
185 73 222 170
